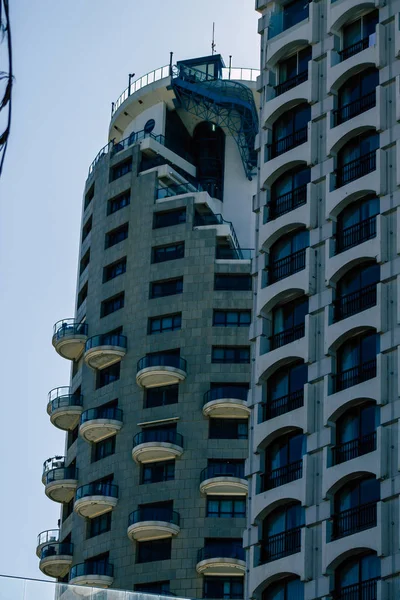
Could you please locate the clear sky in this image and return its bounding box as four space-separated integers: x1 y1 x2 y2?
0 0 259 581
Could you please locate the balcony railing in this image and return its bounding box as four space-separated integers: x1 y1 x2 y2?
193 212 241 254
70 561 114 580
203 386 248 405
47 387 83 412
333 91 376 126
333 359 377 392
216 246 253 260
339 36 371 62
200 463 245 482
333 577 379 600
274 71 308 97
331 502 377 540
133 430 183 447
43 456 65 477
157 182 204 199
81 407 123 424
332 432 377 465
260 527 302 563
75 482 118 500
46 466 78 485
270 323 305 350
267 126 308 160
335 151 376 188
128 507 180 526
267 184 307 221
53 319 88 340
137 354 187 372
41 542 73 560
268 248 306 284
333 284 377 321
197 545 245 562
335 215 377 254
37 530 59 547
261 389 304 421
261 460 303 491
85 334 127 351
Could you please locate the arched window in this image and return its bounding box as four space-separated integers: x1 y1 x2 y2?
275 46 312 97
260 502 304 563
193 122 225 201
261 431 304 491
340 10 379 62
268 103 311 159
270 296 308 349
332 401 378 465
268 228 309 284
335 195 379 253
335 331 378 392
334 552 380 600
332 476 379 540
262 576 304 600
267 166 310 221
335 132 379 188
334 263 379 321
334 68 379 126
262 361 308 421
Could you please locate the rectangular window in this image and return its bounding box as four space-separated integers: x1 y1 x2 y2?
152 242 185 264
134 582 170 595
141 460 175 484
77 282 88 309
67 425 79 448
96 363 120 389
145 384 179 408
212 346 250 364
137 538 171 563
110 159 132 182
203 577 244 600
209 419 248 440
107 191 130 215
150 277 183 299
79 249 90 276
101 292 125 317
84 552 110 573
88 512 111 538
82 215 92 242
103 257 127 282
93 435 116 462
62 499 74 522
153 208 186 229
105 223 129 249
214 274 252 291
213 310 251 327
84 184 95 210
206 497 246 519
149 313 182 334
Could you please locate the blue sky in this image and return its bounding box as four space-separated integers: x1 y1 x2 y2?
0 0 259 580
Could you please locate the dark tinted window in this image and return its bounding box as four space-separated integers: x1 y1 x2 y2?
214 274 252 291
103 257 127 282
204 577 244 600
107 191 130 215
93 436 116 462
105 223 129 249
88 512 111 538
82 216 92 242
209 419 248 440
84 184 95 210
110 159 132 181
135 582 170 595
101 292 125 317
149 313 181 334
150 277 183 298
96 363 120 389
145 385 179 408
137 538 171 563
213 310 251 327
153 208 186 229
212 346 250 364
152 242 185 263
206 497 246 518
79 249 90 276
141 460 175 484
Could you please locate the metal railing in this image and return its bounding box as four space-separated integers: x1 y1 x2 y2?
81 406 123 424
200 463 245 482
334 359 377 392
332 432 377 465
268 248 306 284
267 184 307 221
157 182 204 199
333 284 377 321
339 36 371 62
53 319 88 340
193 212 241 253
274 70 308 96
261 460 303 491
45 466 78 485
216 246 253 260
335 151 376 188
260 527 302 563
133 430 183 447
333 91 376 126
331 502 377 540
270 323 305 350
137 354 187 372
75 482 118 500
335 215 377 253
47 387 83 412
85 333 127 351
128 507 180 526
70 561 114 580
37 530 59 547
261 389 304 421
197 545 245 562
203 386 248 405
42 456 65 476
267 126 308 160
41 542 73 560
333 577 379 600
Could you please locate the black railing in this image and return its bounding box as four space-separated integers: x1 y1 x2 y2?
37 530 59 547
335 151 376 188
260 527 302 563
339 36 371 62
335 215 377 254
334 284 377 321
45 466 78 485
81 407 123 424
274 71 308 97
47 387 83 412
133 430 184 447
267 126 308 159
197 545 245 562
333 91 376 126
332 502 377 540
333 359 377 392
333 577 379 600
261 460 303 491
268 248 306 284
200 463 245 482
85 334 127 351
332 432 377 465
216 246 253 260
53 319 88 340
262 389 304 421
203 386 248 405
270 323 305 350
41 542 73 560
137 354 187 372
70 561 114 580
128 507 180 526
267 184 307 221
157 182 204 199
75 482 119 500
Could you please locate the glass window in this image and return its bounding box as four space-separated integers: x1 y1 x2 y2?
273 103 310 143
141 460 175 484
213 310 251 327
268 431 305 472
343 10 379 50
88 512 111 538
335 552 380 593
149 313 182 334
153 208 186 229
96 363 120 389
135 582 170 595
150 277 183 298
337 263 379 298
263 577 304 600
105 223 129 248
337 403 378 446
152 242 185 263
145 384 179 408
110 159 132 182
82 215 92 242
268 362 308 402
209 419 248 440
272 296 308 335
84 184 94 210
279 46 311 83
204 576 244 599
107 191 130 215
214 274 252 291
211 346 250 364
101 292 125 317
93 436 116 462
103 257 127 282
206 496 246 518
137 538 171 563
337 332 378 373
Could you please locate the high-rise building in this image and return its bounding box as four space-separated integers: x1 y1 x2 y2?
248 1 400 599
37 54 260 599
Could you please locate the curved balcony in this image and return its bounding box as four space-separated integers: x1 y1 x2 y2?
136 355 187 388
196 545 246 576
203 386 250 419
127 507 181 541
74 482 119 518
39 542 73 578
69 562 114 588
84 333 127 370
52 319 88 360
44 464 78 503
132 430 184 464
36 529 59 558
200 463 247 496
47 387 83 431
79 407 123 443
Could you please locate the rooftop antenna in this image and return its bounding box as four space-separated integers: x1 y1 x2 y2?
211 22 216 55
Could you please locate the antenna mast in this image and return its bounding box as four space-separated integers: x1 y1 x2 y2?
211 22 216 55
